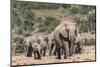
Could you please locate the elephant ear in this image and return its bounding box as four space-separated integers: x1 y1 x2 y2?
59 26 69 38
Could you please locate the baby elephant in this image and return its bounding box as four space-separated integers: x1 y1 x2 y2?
74 37 84 54
32 42 41 59
24 39 41 59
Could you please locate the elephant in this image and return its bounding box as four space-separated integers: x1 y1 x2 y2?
37 35 48 56
53 22 78 59
53 23 69 59
23 37 33 57
74 34 84 54
23 35 38 57
46 33 56 56
32 42 41 59
68 23 78 56
24 36 42 59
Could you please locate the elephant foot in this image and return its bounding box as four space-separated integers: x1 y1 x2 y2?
43 54 46 56
38 55 41 59
64 56 69 59
69 53 72 56
69 53 73 56
56 56 61 59
34 57 38 59
27 54 32 57
34 57 41 59
38 57 41 59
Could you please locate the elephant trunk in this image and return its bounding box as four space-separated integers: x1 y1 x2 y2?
69 34 75 56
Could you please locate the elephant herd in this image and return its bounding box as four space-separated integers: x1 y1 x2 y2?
23 22 84 59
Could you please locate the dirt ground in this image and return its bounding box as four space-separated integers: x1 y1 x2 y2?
12 46 96 66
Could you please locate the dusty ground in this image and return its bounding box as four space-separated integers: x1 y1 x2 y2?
12 46 96 66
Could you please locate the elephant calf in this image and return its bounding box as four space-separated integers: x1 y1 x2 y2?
37 35 48 56
32 42 41 59
74 36 84 54
24 36 42 59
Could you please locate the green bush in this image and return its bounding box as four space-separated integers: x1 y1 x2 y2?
38 17 60 32
15 44 24 53
13 37 23 44
85 39 96 46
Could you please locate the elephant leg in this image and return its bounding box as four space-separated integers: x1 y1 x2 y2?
33 51 37 59
27 47 32 57
36 51 41 59
55 40 61 59
73 45 77 54
24 45 27 56
63 41 69 59
52 45 57 56
49 45 52 56
49 47 52 56
40 49 43 56
69 40 75 56
69 46 74 56
56 47 61 59
43 47 46 56
49 44 54 56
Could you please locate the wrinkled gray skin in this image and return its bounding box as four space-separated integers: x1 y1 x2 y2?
53 23 77 59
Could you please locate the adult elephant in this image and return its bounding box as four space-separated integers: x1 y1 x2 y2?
53 21 78 59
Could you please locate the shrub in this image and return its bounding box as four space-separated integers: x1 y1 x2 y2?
13 37 23 44
38 17 60 32
85 39 96 46
15 43 24 53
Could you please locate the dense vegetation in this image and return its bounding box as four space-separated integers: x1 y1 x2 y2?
11 0 96 53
